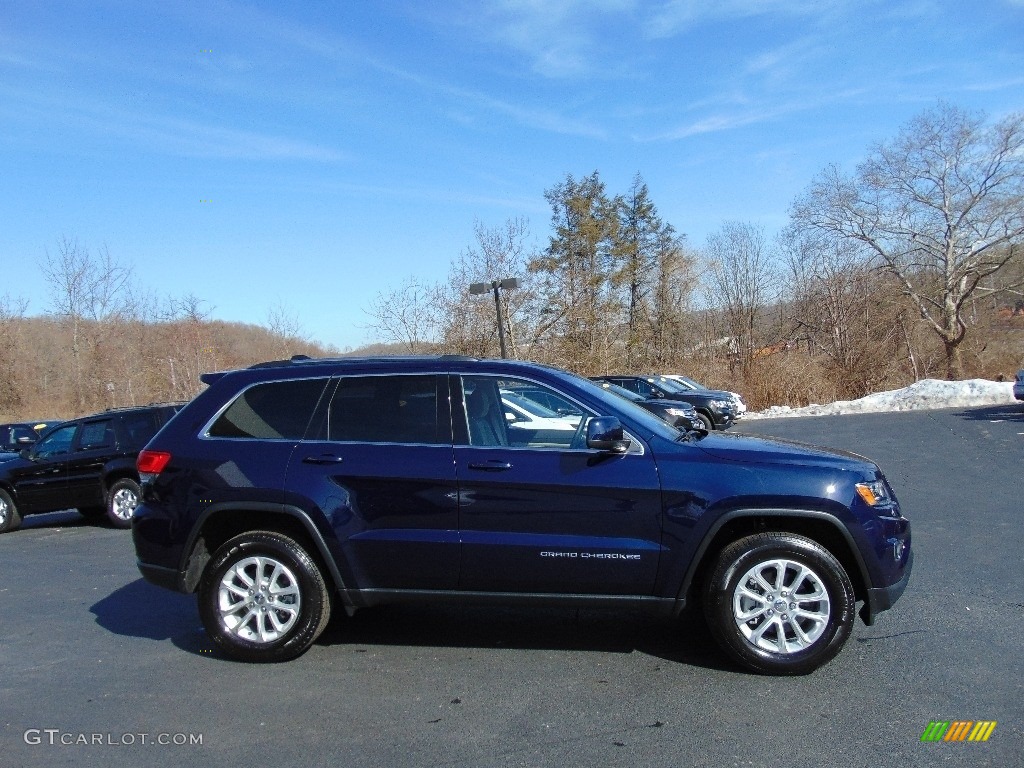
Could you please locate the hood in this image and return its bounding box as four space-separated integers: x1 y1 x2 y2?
692 430 877 475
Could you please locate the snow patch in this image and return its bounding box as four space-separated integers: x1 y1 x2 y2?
746 379 1017 419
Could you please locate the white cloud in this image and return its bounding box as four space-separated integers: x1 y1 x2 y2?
644 0 837 38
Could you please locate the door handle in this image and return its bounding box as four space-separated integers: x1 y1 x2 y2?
302 454 344 465
468 460 512 472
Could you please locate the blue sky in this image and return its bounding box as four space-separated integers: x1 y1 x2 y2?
2 0 1023 351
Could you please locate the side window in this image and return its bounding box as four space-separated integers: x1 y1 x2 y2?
209 378 328 439
633 380 654 397
120 412 161 448
34 424 78 458
327 375 443 444
78 419 115 450
462 376 588 450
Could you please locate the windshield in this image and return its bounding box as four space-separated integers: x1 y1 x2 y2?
671 375 702 390
600 382 644 402
651 377 691 395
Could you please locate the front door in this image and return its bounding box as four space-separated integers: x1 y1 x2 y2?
454 375 663 596
13 423 78 513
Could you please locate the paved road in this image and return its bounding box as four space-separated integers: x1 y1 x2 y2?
1 405 1021 767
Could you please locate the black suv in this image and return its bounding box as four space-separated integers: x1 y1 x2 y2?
595 375 737 430
595 381 698 430
132 356 912 674
0 404 181 534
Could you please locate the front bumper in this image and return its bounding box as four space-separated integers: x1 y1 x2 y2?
860 549 913 625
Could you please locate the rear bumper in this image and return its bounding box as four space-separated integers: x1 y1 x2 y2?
860 549 913 625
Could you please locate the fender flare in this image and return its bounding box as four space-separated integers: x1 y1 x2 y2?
676 507 872 609
181 502 350 601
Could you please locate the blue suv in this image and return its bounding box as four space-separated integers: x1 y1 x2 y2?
132 356 912 674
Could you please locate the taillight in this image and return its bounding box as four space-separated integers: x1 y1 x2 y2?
137 450 172 474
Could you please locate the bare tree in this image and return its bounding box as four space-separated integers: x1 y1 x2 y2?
790 103 1024 379
781 229 904 396
364 277 441 354
0 295 29 415
40 237 134 409
703 221 779 365
438 218 539 358
265 300 308 358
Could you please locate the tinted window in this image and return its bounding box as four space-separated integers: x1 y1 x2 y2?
327 375 443 445
209 378 328 439
78 419 115 450
120 411 162 448
34 423 78 458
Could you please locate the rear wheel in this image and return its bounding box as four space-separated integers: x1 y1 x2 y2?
198 531 331 662
703 532 855 675
0 489 22 534
106 478 141 528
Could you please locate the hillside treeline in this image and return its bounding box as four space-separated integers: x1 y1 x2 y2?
0 273 334 422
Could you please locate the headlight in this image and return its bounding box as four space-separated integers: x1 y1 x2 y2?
855 480 892 506
710 399 732 409
664 408 692 417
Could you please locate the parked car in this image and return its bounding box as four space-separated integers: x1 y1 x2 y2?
500 390 581 444
663 374 747 416
502 384 585 418
1014 369 1024 401
0 420 62 458
0 403 182 534
595 380 698 430
593 375 737 431
132 355 911 674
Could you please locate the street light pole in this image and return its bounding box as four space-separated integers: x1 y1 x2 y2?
469 278 519 358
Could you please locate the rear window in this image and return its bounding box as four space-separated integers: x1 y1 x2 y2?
209 378 329 439
327 375 443 445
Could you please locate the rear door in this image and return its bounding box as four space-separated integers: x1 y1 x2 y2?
65 417 116 508
285 373 460 591
454 374 663 596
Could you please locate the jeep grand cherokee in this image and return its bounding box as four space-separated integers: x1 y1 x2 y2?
132 356 911 675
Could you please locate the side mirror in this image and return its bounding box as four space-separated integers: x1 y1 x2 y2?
586 417 630 454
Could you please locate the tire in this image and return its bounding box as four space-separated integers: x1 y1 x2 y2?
0 489 22 534
106 478 142 528
198 531 331 663
696 412 714 431
703 532 855 675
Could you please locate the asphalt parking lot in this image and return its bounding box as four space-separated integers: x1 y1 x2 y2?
1 405 1021 768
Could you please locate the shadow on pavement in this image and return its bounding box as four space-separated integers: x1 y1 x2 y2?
90 577 201 644
958 404 1024 422
90 581 737 670
317 603 737 673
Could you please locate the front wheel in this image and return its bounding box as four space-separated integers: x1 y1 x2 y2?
696 412 714 431
703 532 855 675
0 489 22 534
198 531 331 662
106 478 141 528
